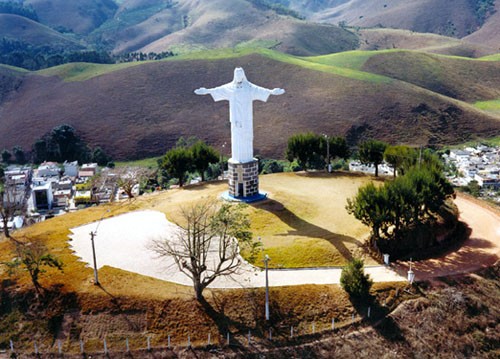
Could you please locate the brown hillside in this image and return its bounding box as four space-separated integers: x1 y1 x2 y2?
0 14 82 49
362 51 500 102
0 53 498 160
24 0 118 35
465 1 500 50
301 0 481 39
358 28 497 58
136 0 358 56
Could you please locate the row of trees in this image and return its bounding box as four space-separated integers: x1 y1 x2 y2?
0 37 177 71
159 139 220 187
286 132 350 170
31 124 112 166
0 1 38 21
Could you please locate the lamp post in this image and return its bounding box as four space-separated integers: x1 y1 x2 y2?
220 142 226 179
89 210 109 286
264 254 270 321
90 230 99 285
323 134 331 173
407 257 415 285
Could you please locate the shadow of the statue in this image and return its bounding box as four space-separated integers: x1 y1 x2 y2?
251 198 362 262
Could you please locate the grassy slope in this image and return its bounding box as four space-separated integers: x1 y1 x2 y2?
0 14 83 50
25 0 118 35
306 0 479 39
2 48 499 161
356 28 498 58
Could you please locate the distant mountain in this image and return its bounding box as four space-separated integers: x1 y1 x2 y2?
289 0 495 39
0 49 498 160
91 0 358 56
24 0 118 35
0 14 83 49
1 0 498 58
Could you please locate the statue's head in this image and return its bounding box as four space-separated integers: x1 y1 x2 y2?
233 67 247 85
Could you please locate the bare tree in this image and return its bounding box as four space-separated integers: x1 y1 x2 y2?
0 180 30 238
151 199 258 302
116 167 152 200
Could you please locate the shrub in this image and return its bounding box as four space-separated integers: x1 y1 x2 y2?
340 258 373 299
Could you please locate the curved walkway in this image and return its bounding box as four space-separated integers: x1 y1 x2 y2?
393 194 500 280
68 195 500 288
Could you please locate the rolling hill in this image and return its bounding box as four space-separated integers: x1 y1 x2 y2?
24 0 118 35
290 0 490 38
91 0 358 56
0 49 498 160
0 14 83 50
356 28 497 58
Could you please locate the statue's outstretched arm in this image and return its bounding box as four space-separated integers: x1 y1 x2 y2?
271 88 285 96
194 87 211 95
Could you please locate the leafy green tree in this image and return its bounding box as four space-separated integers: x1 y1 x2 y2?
190 141 219 182
33 124 90 164
159 147 193 187
286 132 322 170
12 146 26 164
328 136 350 161
347 162 454 247
384 145 415 177
340 258 373 299
358 140 388 177
91 146 112 166
346 182 391 243
1 149 12 163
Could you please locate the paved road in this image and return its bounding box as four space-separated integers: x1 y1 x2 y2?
393 194 500 281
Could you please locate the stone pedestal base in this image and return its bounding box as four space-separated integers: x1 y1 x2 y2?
228 158 259 198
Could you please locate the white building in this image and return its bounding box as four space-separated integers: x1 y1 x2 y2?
32 182 54 210
37 162 60 177
63 161 79 177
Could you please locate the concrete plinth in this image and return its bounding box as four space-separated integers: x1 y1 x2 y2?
228 158 259 198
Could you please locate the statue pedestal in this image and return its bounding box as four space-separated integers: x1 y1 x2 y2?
228 158 259 198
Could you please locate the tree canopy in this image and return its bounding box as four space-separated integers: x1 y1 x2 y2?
286 133 349 171
346 158 454 253
358 140 388 177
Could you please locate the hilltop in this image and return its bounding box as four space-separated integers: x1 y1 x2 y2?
2 0 497 57
0 49 498 160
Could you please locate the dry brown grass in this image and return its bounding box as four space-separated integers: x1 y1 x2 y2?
0 172 374 304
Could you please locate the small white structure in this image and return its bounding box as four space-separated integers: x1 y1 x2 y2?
63 161 79 177
80 163 98 176
32 182 54 210
37 162 60 177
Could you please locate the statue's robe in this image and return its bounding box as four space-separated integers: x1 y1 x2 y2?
208 81 273 163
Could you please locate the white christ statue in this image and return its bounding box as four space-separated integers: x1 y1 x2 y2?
195 67 285 163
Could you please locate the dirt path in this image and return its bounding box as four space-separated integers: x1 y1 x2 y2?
394 194 500 280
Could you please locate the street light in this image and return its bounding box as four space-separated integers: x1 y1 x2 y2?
407 257 415 285
264 254 270 321
89 210 109 286
220 142 226 179
323 134 331 173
